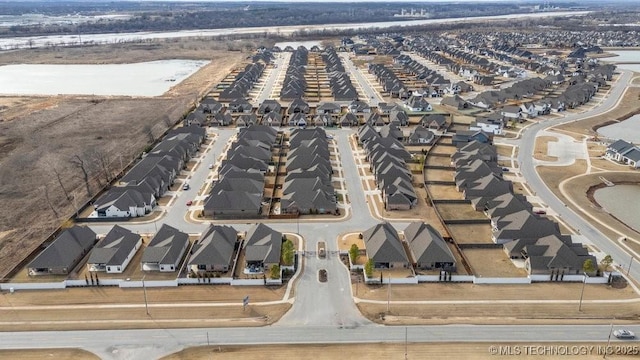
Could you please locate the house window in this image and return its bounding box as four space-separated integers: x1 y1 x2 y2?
198 264 206 270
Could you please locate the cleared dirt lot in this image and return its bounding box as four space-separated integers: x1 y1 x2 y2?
0 41 246 280
534 136 559 161
162 343 635 360
448 224 493 244
463 248 527 277
0 349 99 360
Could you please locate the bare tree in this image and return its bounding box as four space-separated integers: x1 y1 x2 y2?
162 114 174 127
41 185 60 219
50 166 72 202
91 150 112 184
143 124 156 143
70 154 92 197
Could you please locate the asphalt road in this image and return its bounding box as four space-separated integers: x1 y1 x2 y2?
340 52 383 106
517 69 640 281
2 324 638 360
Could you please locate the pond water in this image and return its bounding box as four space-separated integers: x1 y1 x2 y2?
0 60 209 96
597 114 640 143
607 50 640 63
593 184 640 233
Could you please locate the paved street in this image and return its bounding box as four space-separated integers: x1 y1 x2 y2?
518 70 640 282
1 324 637 360
340 52 383 105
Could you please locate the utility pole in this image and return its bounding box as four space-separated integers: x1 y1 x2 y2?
578 272 587 311
404 326 408 360
604 321 614 359
142 275 150 316
627 256 634 276
386 273 391 312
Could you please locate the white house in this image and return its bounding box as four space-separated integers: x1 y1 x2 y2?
140 224 189 272
87 225 142 274
469 118 504 135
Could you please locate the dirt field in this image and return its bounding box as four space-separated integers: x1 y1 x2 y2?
534 136 559 161
537 160 588 193
448 224 493 244
0 41 246 280
463 248 527 277
0 349 100 360
162 343 637 360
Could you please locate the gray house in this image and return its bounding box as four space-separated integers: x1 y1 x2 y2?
141 224 189 272
362 222 410 269
188 225 239 273
243 223 282 274
404 222 456 272
28 226 97 276
87 225 142 274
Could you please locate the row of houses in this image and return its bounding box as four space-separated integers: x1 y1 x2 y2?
368 63 408 99
322 47 359 101
90 125 206 219
218 59 268 102
203 125 279 219
361 222 456 272
280 47 308 101
28 222 285 277
451 141 596 275
280 128 338 215
357 124 417 210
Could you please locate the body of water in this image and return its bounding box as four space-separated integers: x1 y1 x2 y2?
593 184 640 233
604 50 640 72
0 60 208 96
597 114 640 143
0 11 589 51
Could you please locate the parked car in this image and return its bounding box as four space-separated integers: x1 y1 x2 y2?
208 163 214 169
614 329 635 339
186 200 193 206
183 183 190 190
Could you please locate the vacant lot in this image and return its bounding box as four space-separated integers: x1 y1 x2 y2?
0 41 246 279
448 224 493 244
437 203 487 220
0 349 100 360
463 248 527 277
534 136 559 161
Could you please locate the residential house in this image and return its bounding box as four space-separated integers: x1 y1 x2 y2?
420 114 447 130
243 223 282 274
404 222 456 272
504 234 596 276
188 225 239 273
362 222 410 269
28 226 97 276
87 225 142 273
141 224 189 272
407 126 435 145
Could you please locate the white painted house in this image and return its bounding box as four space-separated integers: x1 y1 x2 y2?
87 225 142 274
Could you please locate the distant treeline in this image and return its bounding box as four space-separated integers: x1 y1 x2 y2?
0 1 547 38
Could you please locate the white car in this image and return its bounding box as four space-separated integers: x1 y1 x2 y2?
613 329 635 339
208 163 214 169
